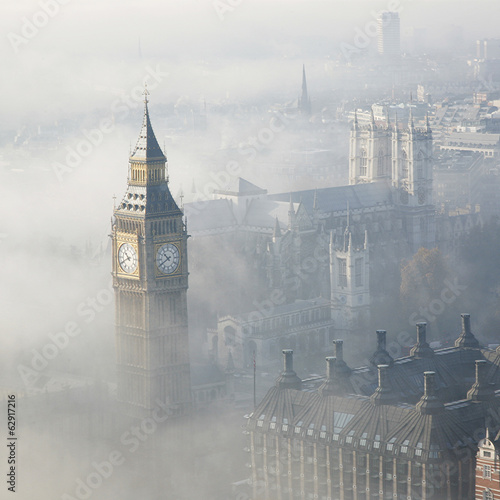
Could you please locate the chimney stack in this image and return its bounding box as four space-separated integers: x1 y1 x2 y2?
410 322 434 358
283 349 294 373
333 339 352 378
326 356 336 381
318 357 337 397
370 364 397 406
416 371 444 414
276 350 302 390
334 340 344 362
369 330 394 367
467 359 494 401
377 330 386 351
455 313 480 349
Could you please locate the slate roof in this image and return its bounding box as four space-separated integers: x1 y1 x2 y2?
213 177 267 197
248 325 500 462
268 181 393 215
130 100 166 161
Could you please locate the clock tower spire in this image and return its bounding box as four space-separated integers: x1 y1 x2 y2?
112 90 191 418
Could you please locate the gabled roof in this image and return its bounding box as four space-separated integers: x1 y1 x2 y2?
213 177 267 197
268 181 393 214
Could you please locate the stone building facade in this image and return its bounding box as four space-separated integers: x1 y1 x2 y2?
246 315 500 500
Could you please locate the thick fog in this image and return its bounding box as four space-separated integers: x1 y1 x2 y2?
2 1 500 499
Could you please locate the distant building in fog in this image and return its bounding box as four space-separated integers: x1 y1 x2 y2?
377 12 400 59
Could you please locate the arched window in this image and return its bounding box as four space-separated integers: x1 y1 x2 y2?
377 149 385 176
360 149 367 176
416 151 424 179
484 489 494 500
401 149 408 179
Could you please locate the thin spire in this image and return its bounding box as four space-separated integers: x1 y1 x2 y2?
288 193 295 230
408 105 414 130
300 64 311 116
353 109 358 130
313 188 318 211
344 201 351 252
273 217 282 239
130 85 165 161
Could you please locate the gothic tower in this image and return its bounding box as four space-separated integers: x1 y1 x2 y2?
349 109 391 185
329 214 370 336
111 90 191 419
392 111 435 251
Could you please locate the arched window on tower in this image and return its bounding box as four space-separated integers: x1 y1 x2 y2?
401 149 408 179
483 489 493 500
377 149 385 176
416 151 424 179
360 148 367 176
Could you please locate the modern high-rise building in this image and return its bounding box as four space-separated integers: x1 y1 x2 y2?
377 11 400 59
111 90 192 419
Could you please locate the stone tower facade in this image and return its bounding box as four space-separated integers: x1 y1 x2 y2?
349 109 435 252
111 91 191 419
329 220 370 335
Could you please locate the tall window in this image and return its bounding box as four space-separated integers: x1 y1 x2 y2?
484 465 492 480
355 258 363 287
401 149 408 178
337 258 347 287
416 151 423 179
360 149 367 176
377 149 385 176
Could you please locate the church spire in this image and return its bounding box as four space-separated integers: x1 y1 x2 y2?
273 216 282 239
425 112 432 134
130 86 166 161
299 64 311 116
408 93 414 132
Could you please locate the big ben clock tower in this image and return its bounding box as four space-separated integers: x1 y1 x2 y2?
112 89 191 418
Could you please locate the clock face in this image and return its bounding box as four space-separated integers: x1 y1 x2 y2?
156 243 180 275
118 243 138 274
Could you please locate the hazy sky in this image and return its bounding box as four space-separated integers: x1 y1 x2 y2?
3 0 500 124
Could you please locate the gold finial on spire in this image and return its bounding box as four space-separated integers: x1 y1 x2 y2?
143 83 150 105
